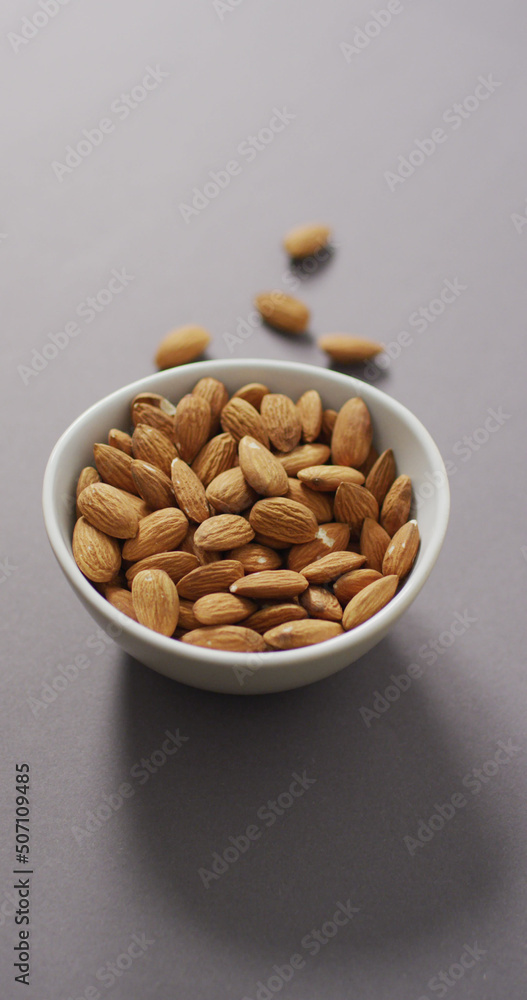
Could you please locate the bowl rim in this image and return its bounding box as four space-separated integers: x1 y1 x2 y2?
42 359 450 671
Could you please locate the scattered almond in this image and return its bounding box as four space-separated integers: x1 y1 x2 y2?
255 291 310 334
155 325 211 369
318 334 383 364
283 223 331 259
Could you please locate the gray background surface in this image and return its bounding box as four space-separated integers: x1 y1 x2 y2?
1 0 526 997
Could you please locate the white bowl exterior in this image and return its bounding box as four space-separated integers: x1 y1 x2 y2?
42 360 450 694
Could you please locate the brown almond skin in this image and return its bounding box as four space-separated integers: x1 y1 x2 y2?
178 599 201 631
177 560 245 601
380 475 412 536
131 460 176 510
131 425 178 478
249 497 318 545
230 571 308 600
173 394 211 464
318 334 383 364
255 291 310 333
366 449 396 507
320 409 337 445
122 509 188 562
155 325 211 369
244 603 308 634
179 524 221 566
238 436 289 497
227 544 282 574
72 517 121 583
283 223 331 259
382 520 420 578
131 402 176 440
334 483 379 536
296 390 323 443
342 575 398 630
331 397 373 468
104 586 137 620
206 467 258 514
221 397 269 446
191 433 237 487
181 626 266 653
76 466 101 499
333 569 383 605
298 465 365 491
300 586 343 622
261 394 302 453
193 593 256 626
125 551 199 585
77 483 140 539
264 620 343 650
359 444 380 478
302 551 366 583
93 443 138 495
275 444 331 475
132 569 180 636
285 479 334 524
287 522 350 572
131 391 177 416
193 514 255 551
231 383 270 410
192 377 229 435
171 458 211 523
108 428 133 455
360 518 391 573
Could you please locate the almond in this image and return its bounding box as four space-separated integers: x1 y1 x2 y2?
125 550 199 585
334 483 379 536
230 570 308 600
72 516 121 582
173 394 211 464
193 592 256 626
359 444 380 478
108 428 133 455
103 585 137 620
155 324 211 369
131 460 175 511
287 522 350 572
333 568 383 604
206 466 257 514
180 625 266 652
255 291 310 334
283 223 331 259
171 457 210 523
131 402 176 440
231 383 270 410
93 443 138 495
191 376 229 435
238 435 289 497
264 620 343 649
131 425 178 477
301 551 366 583
249 497 318 545
131 391 177 416
275 443 331 475
178 599 201 631
296 390 323 442
227 543 282 573
318 334 383 364
320 409 337 444
76 466 101 499
298 465 365 491
77 483 140 539
300 586 343 622
365 448 396 507
191 433 237 487
221 397 270 446
244 603 308 634
193 514 255 551
342 574 398 630
122 508 188 561
132 569 179 636
382 519 419 578
380 475 412 536
285 478 334 523
360 517 391 573
260 394 302 452
177 560 245 600
331 397 373 468
179 524 221 565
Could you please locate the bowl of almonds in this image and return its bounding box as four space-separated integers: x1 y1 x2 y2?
42 359 449 694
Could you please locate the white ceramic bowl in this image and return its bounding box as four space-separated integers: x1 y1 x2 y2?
42 359 449 694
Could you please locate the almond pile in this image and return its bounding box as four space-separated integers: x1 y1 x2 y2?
72 380 419 653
